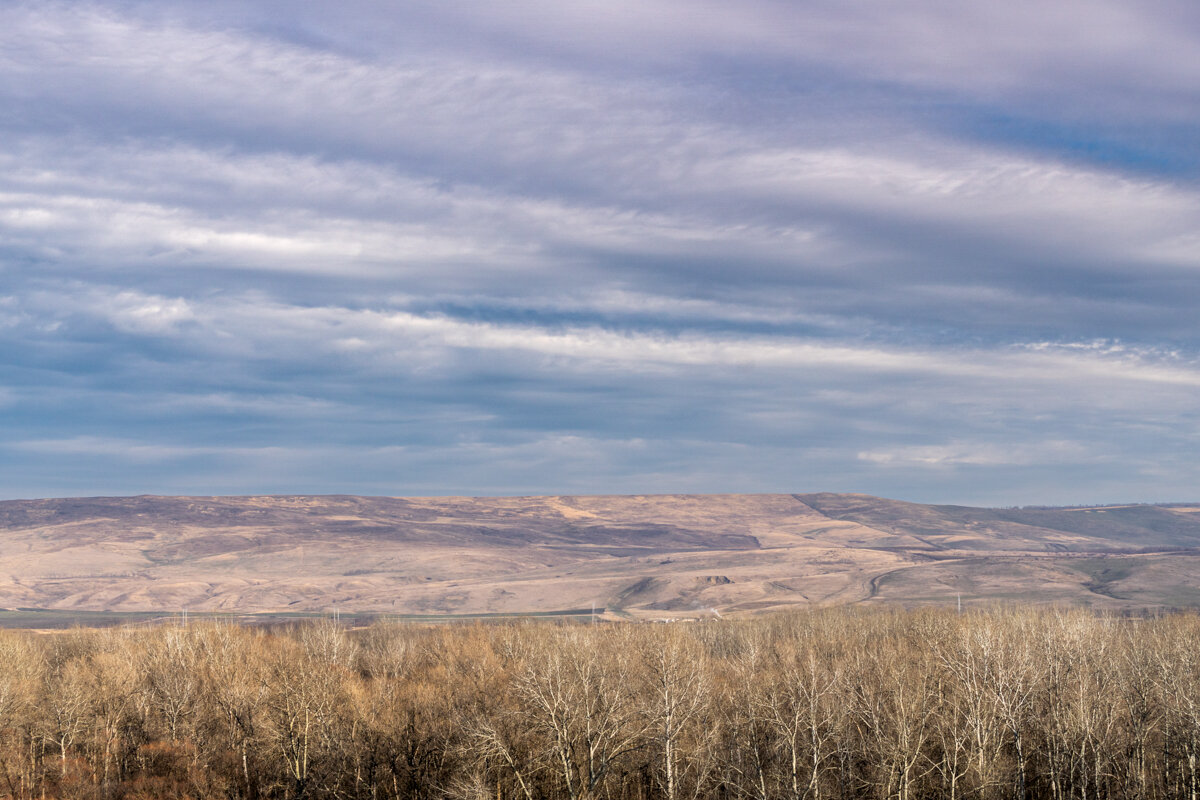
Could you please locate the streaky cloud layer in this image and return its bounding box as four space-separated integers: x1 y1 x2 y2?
1 0 1198 504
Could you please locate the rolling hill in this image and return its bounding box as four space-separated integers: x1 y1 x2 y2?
3 492 1200 622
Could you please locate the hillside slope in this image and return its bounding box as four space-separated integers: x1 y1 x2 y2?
2 493 1199 618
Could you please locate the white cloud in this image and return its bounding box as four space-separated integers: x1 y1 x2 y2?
9 436 229 462
103 291 195 335
722 147 1200 268
0 188 498 275
858 440 1094 468
35 286 1200 393
4 135 1199 293
2 1 1198 503
3 3 1198 299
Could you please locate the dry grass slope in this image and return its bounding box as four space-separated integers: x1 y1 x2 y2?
1 492 1198 619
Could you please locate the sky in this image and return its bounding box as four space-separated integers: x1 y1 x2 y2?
1 1 1198 505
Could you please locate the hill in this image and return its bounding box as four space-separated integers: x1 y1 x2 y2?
2 492 1200 621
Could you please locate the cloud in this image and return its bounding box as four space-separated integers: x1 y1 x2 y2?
1 1 1198 504
857 440 1095 469
102 291 195 335
10 435 244 462
18 283 1194 388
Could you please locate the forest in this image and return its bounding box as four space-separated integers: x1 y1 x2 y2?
1 608 1199 800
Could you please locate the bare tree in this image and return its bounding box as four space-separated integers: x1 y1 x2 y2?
851 627 939 800
1152 615 1200 800
264 622 354 799
638 628 716 800
204 624 272 799
139 627 203 743
762 636 846 800
719 627 778 800
0 633 42 799
514 628 647 800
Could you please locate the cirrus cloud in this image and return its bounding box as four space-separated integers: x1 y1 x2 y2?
1 0 1198 505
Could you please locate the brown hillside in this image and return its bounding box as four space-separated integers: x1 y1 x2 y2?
2 493 1199 619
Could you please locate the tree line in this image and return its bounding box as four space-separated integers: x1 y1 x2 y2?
1 607 1199 799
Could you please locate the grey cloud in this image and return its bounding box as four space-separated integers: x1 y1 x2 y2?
1 1 1198 504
